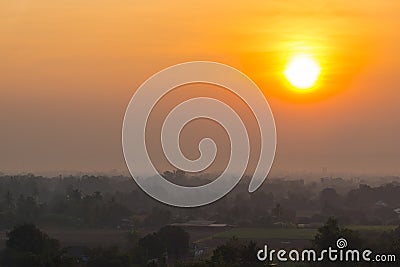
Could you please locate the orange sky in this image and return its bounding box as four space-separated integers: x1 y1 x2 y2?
1 1 400 176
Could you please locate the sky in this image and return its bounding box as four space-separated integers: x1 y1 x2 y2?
1 1 400 176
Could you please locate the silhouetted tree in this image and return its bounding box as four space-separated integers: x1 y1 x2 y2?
312 218 363 267
86 247 132 267
1 224 71 267
158 225 189 258
139 233 165 260
211 238 264 267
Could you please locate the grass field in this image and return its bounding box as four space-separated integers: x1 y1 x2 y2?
214 228 318 240
214 225 398 240
346 225 398 232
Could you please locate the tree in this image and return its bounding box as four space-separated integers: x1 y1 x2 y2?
370 226 400 267
163 170 187 185
312 218 363 267
211 238 264 267
240 241 263 266
87 247 132 267
139 226 190 260
312 217 340 249
313 217 362 250
1 224 71 267
320 188 339 203
4 191 14 209
272 203 282 219
1 191 15 227
15 195 41 223
157 225 189 258
139 233 165 260
211 237 242 264
6 224 59 254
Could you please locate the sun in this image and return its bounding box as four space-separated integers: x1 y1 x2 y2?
284 54 321 90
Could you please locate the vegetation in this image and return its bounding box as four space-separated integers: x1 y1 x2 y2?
0 173 399 230
1 224 72 267
0 173 398 266
0 217 399 266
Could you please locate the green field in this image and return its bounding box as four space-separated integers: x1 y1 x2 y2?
214 225 398 240
214 228 318 240
346 225 398 232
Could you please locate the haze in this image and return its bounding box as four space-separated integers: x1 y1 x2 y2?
1 1 400 176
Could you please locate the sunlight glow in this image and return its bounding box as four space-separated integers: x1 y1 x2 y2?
284 55 321 90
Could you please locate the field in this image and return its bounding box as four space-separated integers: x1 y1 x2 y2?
214 228 317 240
346 225 398 232
0 225 396 250
0 228 139 249
214 225 398 240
